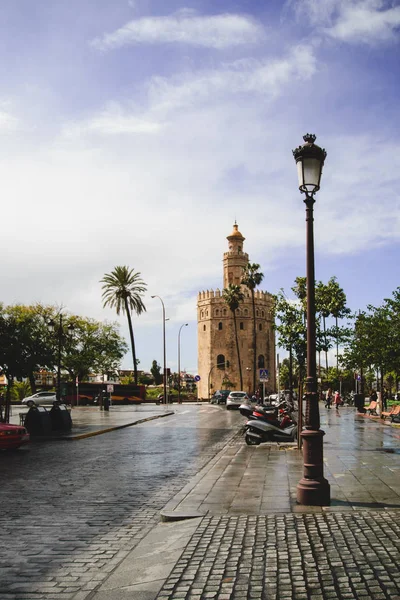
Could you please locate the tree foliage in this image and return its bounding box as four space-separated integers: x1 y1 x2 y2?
100 266 147 385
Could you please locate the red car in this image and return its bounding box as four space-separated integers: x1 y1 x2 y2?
0 422 30 450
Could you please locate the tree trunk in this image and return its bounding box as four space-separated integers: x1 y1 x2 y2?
28 372 37 395
289 345 293 403
233 312 243 390
251 289 257 395
323 315 328 373
4 375 13 423
335 316 339 377
124 298 138 386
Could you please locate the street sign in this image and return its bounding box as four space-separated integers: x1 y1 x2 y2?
259 368 269 382
194 375 201 382
107 384 114 393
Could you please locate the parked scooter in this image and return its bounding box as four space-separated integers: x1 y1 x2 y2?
239 400 295 429
244 418 297 445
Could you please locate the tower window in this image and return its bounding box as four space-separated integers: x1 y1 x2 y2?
258 355 265 368
261 310 265 317
201 310 204 318
215 309 219 317
217 354 225 369
240 322 244 330
203 325 206 331
218 322 223 330
223 309 227 316
244 309 248 316
259 323 263 331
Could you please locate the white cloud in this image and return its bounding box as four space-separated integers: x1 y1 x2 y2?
290 0 400 44
147 45 317 113
0 108 19 131
326 0 400 43
90 10 265 51
63 106 162 137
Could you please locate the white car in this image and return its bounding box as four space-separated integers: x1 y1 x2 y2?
226 391 250 410
22 391 58 407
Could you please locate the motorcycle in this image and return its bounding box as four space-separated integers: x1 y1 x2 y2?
244 417 297 445
239 400 295 429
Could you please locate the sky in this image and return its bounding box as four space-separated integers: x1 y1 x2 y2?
0 0 400 376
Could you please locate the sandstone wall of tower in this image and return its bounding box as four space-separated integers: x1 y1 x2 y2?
197 224 276 399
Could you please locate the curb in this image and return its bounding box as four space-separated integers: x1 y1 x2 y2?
160 427 243 522
29 412 175 442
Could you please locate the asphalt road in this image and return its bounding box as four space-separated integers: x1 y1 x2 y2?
0 404 243 600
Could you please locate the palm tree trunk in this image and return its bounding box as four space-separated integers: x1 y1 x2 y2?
124 298 138 385
251 288 256 395
233 312 243 390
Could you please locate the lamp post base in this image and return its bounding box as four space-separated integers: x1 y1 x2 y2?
297 429 330 506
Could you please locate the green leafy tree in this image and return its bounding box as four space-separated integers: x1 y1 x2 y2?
101 266 147 385
325 276 351 375
241 262 264 394
62 316 128 383
222 284 245 390
150 360 163 385
273 290 306 397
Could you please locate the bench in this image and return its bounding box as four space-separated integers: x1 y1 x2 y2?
381 405 400 420
365 400 378 415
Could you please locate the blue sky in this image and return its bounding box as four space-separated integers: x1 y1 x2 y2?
0 0 400 376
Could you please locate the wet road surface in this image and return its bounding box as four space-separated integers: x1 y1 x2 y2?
0 404 242 600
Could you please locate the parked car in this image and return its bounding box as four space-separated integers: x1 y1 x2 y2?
22 391 58 407
210 390 230 405
0 422 30 450
226 391 250 410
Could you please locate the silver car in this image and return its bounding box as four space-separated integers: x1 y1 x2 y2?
22 391 58 407
226 391 250 410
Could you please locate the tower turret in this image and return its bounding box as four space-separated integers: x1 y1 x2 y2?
223 222 249 289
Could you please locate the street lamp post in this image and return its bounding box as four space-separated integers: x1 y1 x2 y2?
151 295 167 405
177 323 188 404
292 133 330 506
48 314 74 402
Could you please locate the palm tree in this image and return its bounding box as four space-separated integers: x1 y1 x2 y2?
100 266 147 385
241 263 264 394
222 284 245 390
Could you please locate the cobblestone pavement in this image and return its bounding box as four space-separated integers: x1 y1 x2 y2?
156 512 400 600
0 405 242 600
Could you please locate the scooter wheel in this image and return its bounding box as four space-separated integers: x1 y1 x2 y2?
245 434 260 446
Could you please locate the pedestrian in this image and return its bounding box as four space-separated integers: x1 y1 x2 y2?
334 390 341 411
325 388 332 409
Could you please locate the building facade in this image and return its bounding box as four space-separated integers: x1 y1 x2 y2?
197 223 276 399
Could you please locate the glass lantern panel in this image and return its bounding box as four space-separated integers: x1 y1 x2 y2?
303 157 321 191
296 160 304 188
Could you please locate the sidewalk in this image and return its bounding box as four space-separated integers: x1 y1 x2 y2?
10 404 175 439
89 407 400 600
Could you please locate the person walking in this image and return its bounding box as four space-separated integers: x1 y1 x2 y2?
325 388 332 409
334 390 341 411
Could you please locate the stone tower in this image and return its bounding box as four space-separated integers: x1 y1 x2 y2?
197 223 276 399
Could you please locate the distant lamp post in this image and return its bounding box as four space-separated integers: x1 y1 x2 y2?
292 133 330 506
151 295 168 405
208 360 229 400
177 323 188 404
48 314 74 402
